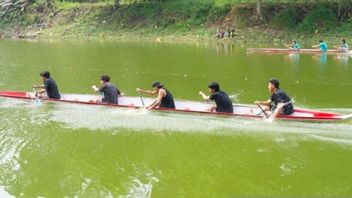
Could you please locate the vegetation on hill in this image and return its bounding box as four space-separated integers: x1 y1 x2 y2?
0 0 352 41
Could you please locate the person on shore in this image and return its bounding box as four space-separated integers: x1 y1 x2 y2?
216 27 225 39
230 28 235 38
255 79 294 121
199 82 233 113
335 38 349 52
136 82 175 110
92 75 121 104
32 71 61 99
224 28 229 37
286 40 300 51
313 40 328 52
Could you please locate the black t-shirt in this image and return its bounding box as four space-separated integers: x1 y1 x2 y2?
44 78 60 99
210 91 233 113
99 83 120 104
159 88 175 109
270 89 294 115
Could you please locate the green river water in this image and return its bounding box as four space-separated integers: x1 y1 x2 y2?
0 39 352 197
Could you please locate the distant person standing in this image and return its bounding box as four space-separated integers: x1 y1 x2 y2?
199 82 233 113
230 28 235 38
216 27 222 38
32 71 61 99
92 75 121 104
313 40 328 52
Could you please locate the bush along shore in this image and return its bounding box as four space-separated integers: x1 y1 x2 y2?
1 0 352 44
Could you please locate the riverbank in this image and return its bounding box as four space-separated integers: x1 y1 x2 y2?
1 1 352 44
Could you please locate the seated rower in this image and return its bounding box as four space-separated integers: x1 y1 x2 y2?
92 75 121 104
199 82 233 113
32 71 61 99
255 79 294 120
335 38 349 52
286 40 300 51
136 82 175 110
312 40 328 52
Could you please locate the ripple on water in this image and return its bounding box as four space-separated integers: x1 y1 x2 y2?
46 102 352 142
118 164 159 198
0 186 14 198
2 98 352 144
0 99 40 197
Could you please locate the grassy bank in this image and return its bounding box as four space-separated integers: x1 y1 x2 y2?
1 0 352 43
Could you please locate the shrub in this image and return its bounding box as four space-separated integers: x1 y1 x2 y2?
299 6 337 33
272 7 302 30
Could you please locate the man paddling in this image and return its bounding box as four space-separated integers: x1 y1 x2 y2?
313 40 328 52
286 40 300 51
255 79 294 120
335 38 349 52
32 71 61 99
92 75 121 104
136 82 175 110
199 82 233 113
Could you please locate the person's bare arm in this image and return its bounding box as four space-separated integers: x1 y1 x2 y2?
36 89 46 94
268 103 285 121
199 91 210 101
32 85 45 89
136 88 157 95
147 89 165 110
255 99 271 106
92 85 99 92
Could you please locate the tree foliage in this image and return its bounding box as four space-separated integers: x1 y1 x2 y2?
299 6 338 33
0 0 30 18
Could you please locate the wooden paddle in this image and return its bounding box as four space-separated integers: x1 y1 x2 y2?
257 104 269 118
139 92 145 107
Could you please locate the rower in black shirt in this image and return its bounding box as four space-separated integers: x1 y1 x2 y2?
92 75 121 104
136 81 176 110
199 82 233 113
32 71 61 99
255 78 294 120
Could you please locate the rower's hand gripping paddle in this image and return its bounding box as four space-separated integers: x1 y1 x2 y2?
32 87 42 105
257 104 269 119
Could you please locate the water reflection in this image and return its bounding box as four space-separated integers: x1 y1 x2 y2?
334 53 350 65
287 52 300 65
215 42 235 55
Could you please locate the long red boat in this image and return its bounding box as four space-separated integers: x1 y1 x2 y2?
247 48 351 54
0 91 351 122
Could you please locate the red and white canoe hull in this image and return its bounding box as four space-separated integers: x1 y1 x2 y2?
247 48 352 54
0 91 351 122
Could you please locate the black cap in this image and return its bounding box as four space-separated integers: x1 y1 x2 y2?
40 71 50 78
319 40 323 43
100 75 110 82
208 82 220 92
268 78 280 88
152 81 163 88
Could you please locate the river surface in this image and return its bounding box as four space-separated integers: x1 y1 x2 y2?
0 39 352 197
